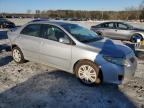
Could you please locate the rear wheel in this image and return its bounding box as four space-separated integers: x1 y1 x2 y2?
12 47 25 63
75 60 100 85
130 34 143 43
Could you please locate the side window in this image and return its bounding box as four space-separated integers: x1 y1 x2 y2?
96 24 101 28
117 23 128 30
108 23 114 29
101 23 114 29
21 24 41 37
42 24 69 42
99 24 106 28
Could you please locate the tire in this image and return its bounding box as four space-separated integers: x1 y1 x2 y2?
12 47 25 63
74 60 100 85
130 34 143 43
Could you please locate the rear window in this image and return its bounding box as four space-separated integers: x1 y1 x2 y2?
20 24 41 37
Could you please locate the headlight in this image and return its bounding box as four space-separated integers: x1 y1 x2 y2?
103 55 130 67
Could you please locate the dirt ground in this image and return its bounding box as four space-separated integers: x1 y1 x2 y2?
0 47 144 108
0 21 144 108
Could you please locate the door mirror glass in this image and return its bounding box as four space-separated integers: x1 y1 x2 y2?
59 37 70 44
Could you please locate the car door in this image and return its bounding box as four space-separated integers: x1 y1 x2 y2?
17 24 42 62
39 24 72 70
99 22 117 38
114 22 132 40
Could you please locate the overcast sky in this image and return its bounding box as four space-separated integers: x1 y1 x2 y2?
0 0 143 13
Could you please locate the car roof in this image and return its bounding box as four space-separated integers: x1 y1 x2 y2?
95 21 130 26
30 21 77 26
30 19 49 22
100 21 128 24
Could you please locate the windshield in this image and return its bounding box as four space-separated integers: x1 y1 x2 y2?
125 23 134 29
62 24 102 43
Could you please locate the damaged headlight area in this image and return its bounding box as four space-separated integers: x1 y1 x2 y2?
103 55 130 67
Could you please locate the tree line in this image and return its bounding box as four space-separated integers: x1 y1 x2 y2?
34 9 144 21
1 1 144 21
0 9 143 21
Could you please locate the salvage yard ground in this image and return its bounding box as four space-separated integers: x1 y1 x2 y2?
0 20 144 108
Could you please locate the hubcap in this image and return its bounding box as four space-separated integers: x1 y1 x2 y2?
132 35 142 43
13 49 21 62
78 65 97 84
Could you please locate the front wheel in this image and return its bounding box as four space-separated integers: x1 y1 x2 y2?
12 47 25 63
75 61 100 85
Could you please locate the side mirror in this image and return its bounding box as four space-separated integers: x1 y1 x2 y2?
59 37 70 44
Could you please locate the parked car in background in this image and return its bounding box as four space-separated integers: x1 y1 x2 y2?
29 18 49 23
8 21 137 85
0 18 15 29
91 21 144 43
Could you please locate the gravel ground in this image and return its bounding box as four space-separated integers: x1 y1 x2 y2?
0 46 143 108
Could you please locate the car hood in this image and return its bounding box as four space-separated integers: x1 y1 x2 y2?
86 38 132 58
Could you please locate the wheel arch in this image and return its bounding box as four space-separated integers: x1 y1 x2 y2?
131 32 144 41
12 44 19 49
73 59 103 82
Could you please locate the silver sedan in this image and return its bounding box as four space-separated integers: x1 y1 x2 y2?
8 21 137 85
91 21 144 43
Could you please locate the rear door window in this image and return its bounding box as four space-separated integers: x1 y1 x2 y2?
100 22 114 29
21 24 41 37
